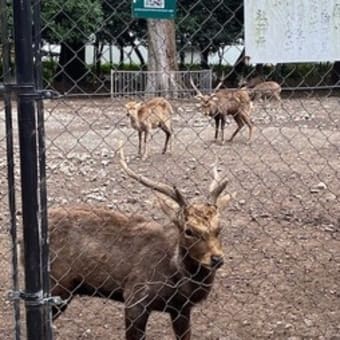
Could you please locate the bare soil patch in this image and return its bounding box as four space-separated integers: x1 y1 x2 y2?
1 95 340 339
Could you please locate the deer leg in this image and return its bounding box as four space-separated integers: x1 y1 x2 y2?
214 116 220 141
228 114 244 142
160 123 172 154
125 305 149 340
240 112 254 142
51 285 72 320
142 130 149 160
138 131 142 156
220 115 226 144
170 308 192 340
274 92 282 107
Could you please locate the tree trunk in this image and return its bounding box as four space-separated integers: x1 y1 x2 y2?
109 44 113 66
200 48 209 68
130 39 145 67
217 47 225 67
118 42 124 67
179 34 185 68
95 43 104 76
56 42 86 90
146 20 180 97
331 61 340 85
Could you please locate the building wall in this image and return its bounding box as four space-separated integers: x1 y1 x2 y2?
42 43 243 66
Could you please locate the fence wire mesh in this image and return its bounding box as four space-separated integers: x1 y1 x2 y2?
1 0 340 339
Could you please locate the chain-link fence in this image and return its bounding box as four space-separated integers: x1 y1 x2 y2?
1 0 340 339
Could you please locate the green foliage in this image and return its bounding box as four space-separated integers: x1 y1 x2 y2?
42 60 58 85
177 0 243 52
98 0 146 44
41 0 103 43
276 63 333 87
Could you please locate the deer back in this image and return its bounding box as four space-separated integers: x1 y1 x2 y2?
49 205 178 297
140 97 173 128
216 88 252 115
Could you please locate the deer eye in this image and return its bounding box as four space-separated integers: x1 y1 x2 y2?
214 226 222 236
184 228 195 238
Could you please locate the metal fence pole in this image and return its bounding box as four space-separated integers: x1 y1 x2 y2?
0 0 21 338
32 0 53 337
12 0 51 338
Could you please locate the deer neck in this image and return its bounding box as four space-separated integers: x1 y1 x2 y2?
178 246 216 286
130 116 140 130
209 104 220 118
169 246 216 304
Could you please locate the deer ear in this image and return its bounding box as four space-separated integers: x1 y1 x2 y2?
216 192 236 211
156 194 180 221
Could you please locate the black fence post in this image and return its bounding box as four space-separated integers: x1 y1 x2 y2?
32 0 53 336
12 0 51 338
0 0 21 338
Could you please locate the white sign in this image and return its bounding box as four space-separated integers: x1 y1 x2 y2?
244 0 340 63
144 0 165 9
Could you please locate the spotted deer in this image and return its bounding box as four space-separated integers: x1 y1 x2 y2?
125 97 173 160
49 145 232 340
190 78 254 143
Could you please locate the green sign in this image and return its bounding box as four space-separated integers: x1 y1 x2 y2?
132 0 176 20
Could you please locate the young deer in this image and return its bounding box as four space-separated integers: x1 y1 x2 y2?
49 146 232 340
190 78 254 143
125 97 173 160
239 76 282 102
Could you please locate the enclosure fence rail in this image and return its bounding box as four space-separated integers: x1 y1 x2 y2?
110 69 212 97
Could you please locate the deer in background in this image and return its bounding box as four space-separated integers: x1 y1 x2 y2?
239 76 282 103
190 78 254 143
125 97 173 160
48 144 232 340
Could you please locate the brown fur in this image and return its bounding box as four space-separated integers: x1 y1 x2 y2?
125 97 173 160
238 75 264 89
50 198 229 339
49 150 232 339
239 77 282 102
250 81 282 102
195 88 254 143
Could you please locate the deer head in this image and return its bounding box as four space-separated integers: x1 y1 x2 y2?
189 76 226 117
125 101 143 118
119 144 232 269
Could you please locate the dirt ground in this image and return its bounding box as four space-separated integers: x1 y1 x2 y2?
0 94 340 339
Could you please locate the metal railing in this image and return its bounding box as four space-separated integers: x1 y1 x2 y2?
110 69 212 97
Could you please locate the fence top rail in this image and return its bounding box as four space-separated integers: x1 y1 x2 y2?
110 69 212 74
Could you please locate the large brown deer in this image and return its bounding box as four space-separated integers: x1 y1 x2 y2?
49 146 232 340
190 78 254 143
125 97 173 160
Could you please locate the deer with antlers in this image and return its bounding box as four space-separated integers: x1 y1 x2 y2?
190 77 254 144
125 97 173 160
48 144 232 340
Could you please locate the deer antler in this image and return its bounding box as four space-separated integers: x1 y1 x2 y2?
189 77 204 98
118 142 187 207
209 158 229 204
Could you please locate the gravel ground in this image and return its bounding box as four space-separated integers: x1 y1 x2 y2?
1 94 340 339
